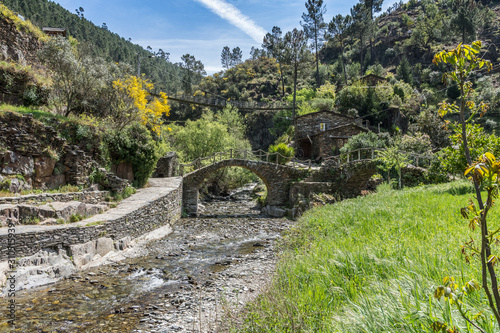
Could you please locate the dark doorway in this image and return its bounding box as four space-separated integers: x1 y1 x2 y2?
299 140 312 159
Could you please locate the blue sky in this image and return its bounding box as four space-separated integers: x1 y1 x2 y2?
54 0 400 74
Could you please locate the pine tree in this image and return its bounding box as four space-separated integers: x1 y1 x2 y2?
300 0 326 87
221 46 231 69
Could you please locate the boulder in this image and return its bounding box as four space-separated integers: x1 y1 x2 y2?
111 162 134 182
8 177 31 193
0 204 18 227
85 204 108 216
96 237 114 257
17 204 40 223
48 201 86 220
42 174 66 189
115 236 132 250
1 151 34 176
68 240 96 268
34 156 56 179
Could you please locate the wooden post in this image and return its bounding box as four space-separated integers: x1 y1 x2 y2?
180 165 184 176
416 156 419 167
371 149 374 160
244 150 248 159
230 149 233 159
358 150 361 161
308 160 311 169
266 153 269 162
347 153 350 163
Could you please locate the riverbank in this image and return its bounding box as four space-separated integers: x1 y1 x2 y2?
0 197 292 332
232 181 500 332
0 177 182 295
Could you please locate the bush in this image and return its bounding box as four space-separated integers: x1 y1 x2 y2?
268 143 295 165
339 132 392 154
105 122 162 188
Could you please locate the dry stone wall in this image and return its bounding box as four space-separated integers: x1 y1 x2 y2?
0 177 182 261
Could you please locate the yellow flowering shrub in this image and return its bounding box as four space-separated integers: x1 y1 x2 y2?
112 75 170 134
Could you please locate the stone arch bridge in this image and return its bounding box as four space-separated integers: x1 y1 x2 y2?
182 159 308 216
180 148 433 217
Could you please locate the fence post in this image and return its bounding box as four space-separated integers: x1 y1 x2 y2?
416 156 419 167
266 153 269 162
371 149 374 160
276 154 278 164
230 149 233 159
180 165 184 176
308 160 311 169
358 150 361 161
244 150 248 159
347 153 350 163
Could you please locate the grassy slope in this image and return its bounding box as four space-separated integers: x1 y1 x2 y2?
237 182 499 332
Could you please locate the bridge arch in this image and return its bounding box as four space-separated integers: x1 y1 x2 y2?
182 159 303 216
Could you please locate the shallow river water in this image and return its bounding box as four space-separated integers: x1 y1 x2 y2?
0 188 292 332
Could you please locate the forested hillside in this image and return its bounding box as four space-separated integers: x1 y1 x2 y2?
1 0 184 93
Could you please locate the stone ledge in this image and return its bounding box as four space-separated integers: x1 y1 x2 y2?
0 177 183 260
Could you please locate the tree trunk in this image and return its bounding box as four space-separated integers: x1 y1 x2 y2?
292 63 298 122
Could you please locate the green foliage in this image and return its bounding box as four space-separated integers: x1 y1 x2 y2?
339 131 392 153
400 132 432 154
69 213 84 223
396 56 413 84
268 142 295 165
236 182 497 332
438 123 500 175
105 122 162 188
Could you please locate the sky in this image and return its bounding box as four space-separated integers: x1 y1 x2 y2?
53 0 401 75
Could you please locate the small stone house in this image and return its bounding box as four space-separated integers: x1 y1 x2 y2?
42 27 67 37
294 110 369 159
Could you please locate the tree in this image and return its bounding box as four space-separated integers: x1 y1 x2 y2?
283 28 310 121
249 46 265 60
221 46 231 69
301 0 327 87
349 3 370 75
327 14 352 84
262 26 287 96
180 54 206 94
112 75 170 135
230 47 243 66
451 0 483 43
360 0 383 61
432 41 498 332
396 56 413 84
410 0 444 50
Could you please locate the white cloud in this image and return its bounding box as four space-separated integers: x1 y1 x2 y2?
194 0 267 43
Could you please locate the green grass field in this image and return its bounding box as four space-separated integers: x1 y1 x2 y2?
236 182 499 332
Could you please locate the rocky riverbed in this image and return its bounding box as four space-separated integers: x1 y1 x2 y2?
0 188 293 332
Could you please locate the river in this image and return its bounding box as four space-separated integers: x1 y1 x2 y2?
0 186 293 332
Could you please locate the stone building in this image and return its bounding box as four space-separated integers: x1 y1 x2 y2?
294 110 369 159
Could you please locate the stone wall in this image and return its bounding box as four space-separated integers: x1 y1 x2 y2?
294 110 361 141
0 111 129 192
0 14 43 66
0 190 109 205
312 124 368 157
153 152 179 178
0 178 182 261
